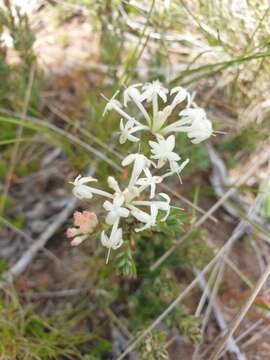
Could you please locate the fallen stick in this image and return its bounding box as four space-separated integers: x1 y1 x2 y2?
23 287 90 299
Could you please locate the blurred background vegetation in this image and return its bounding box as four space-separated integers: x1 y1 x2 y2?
0 0 269 359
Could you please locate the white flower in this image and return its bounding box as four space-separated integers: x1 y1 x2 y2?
159 118 187 135
101 227 123 250
103 194 129 225
123 84 142 106
164 158 190 183
161 108 213 143
119 119 146 144
153 193 171 221
122 153 152 187
103 91 139 124
101 220 124 263
132 193 171 222
122 186 140 203
150 86 190 133
130 205 158 232
178 108 213 144
71 175 113 200
141 80 169 119
124 84 151 126
107 176 121 193
170 158 190 174
141 80 168 103
102 91 122 116
149 135 180 168
160 107 213 143
170 86 191 107
152 105 173 133
136 167 163 199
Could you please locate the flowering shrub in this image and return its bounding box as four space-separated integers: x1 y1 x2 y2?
69 80 213 264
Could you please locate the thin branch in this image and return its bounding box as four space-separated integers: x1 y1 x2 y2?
241 324 270 350
192 264 221 360
215 320 263 359
23 288 90 299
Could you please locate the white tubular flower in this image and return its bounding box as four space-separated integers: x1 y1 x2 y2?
164 158 190 183
103 193 129 225
133 193 171 222
101 226 123 250
149 134 180 168
122 153 152 187
160 107 213 144
159 118 189 135
123 186 140 203
103 91 140 125
152 105 173 133
141 80 169 118
107 176 121 193
101 220 123 263
154 193 171 221
136 167 163 199
119 119 146 144
130 205 158 232
71 175 113 200
178 108 213 143
141 80 168 103
170 86 191 107
123 84 142 106
123 84 151 126
102 91 122 116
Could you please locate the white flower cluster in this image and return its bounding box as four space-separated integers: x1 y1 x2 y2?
71 80 213 262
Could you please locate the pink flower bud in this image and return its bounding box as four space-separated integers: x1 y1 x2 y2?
67 211 98 246
84 211 98 232
73 211 98 233
73 211 84 226
71 235 87 246
66 227 78 238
